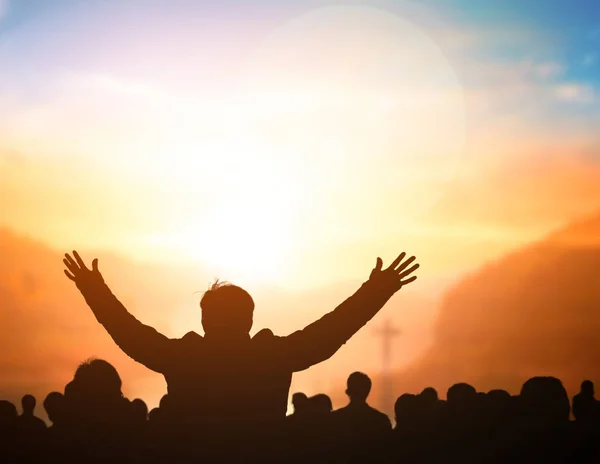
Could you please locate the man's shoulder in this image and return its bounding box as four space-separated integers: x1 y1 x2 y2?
332 405 351 417
367 404 388 415
251 329 292 355
252 328 280 343
368 406 392 425
179 331 204 346
34 416 48 428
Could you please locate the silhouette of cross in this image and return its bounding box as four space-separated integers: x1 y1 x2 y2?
374 318 401 413
374 318 401 374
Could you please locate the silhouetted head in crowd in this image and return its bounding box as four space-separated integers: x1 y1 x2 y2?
291 392 308 414
520 376 570 425
447 383 477 407
488 389 511 400
21 394 36 416
486 390 512 408
0 400 17 428
483 390 513 421
131 399 148 422
159 394 170 410
64 380 75 397
148 407 161 424
420 387 438 403
309 394 333 415
73 358 123 400
580 380 594 397
200 280 254 337
394 393 420 429
44 392 65 426
346 372 372 404
67 359 124 425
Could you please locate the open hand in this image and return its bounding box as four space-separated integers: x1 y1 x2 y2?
369 252 419 292
63 251 103 287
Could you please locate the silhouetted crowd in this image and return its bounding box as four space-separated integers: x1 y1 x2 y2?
1 359 600 462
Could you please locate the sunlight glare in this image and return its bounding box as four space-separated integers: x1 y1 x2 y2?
147 138 301 284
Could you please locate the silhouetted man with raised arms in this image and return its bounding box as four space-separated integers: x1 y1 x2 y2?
63 250 418 458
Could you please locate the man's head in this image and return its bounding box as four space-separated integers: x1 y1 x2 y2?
394 393 419 426
44 392 65 425
520 376 570 424
420 387 438 404
309 394 332 414
21 394 36 415
130 398 149 422
346 372 372 403
0 400 17 428
447 382 477 407
73 358 123 403
291 392 308 414
581 380 594 396
200 280 254 336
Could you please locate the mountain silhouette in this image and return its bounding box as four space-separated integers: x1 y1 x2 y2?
389 210 600 403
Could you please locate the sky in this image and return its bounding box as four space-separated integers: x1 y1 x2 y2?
1 0 599 289
0 0 599 414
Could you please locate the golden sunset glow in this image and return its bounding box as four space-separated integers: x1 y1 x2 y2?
1 4 470 288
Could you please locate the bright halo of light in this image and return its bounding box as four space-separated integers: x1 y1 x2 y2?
138 3 466 286
144 137 301 283
239 4 467 232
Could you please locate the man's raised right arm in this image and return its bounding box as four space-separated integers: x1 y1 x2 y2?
279 253 419 372
64 251 173 373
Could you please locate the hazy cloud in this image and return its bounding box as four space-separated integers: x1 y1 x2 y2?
534 61 564 79
553 82 596 103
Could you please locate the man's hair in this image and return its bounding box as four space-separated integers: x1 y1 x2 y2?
346 372 372 401
420 387 439 402
581 380 594 392
291 392 308 410
73 358 123 398
520 376 570 423
21 394 36 413
310 394 333 412
447 382 477 406
43 392 64 424
200 280 254 334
